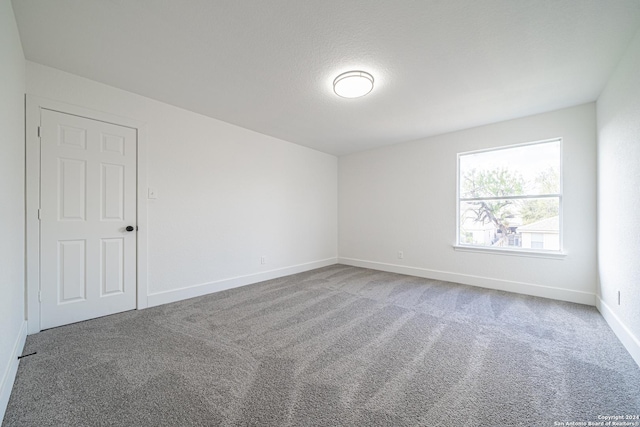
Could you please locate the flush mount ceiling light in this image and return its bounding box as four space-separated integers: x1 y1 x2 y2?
333 70 374 98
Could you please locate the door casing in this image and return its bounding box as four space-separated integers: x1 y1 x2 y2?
26 95 149 334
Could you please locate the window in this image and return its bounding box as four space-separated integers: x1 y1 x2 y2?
457 138 562 252
530 233 545 250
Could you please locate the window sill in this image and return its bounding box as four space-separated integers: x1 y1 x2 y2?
453 245 566 259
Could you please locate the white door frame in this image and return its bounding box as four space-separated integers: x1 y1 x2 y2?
26 95 149 334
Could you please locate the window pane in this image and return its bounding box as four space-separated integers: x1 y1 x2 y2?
530 233 545 249
459 197 559 250
459 140 560 199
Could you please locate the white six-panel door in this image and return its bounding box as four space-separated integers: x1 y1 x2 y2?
40 109 137 329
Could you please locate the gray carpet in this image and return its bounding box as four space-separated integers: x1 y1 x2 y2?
3 265 640 426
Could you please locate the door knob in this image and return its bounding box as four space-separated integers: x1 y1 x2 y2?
126 226 135 232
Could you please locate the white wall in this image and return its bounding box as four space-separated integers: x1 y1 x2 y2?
339 103 597 305
0 0 27 420
26 62 337 305
597 28 640 366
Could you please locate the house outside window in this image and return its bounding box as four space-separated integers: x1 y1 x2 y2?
457 138 562 253
518 217 561 250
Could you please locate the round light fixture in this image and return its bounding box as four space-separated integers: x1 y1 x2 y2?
333 70 374 98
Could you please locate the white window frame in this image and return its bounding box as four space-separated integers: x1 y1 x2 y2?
454 137 565 259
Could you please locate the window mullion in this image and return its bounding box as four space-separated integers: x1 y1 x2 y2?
460 194 560 202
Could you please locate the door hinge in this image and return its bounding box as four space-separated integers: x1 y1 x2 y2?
37 209 41 220
37 126 41 137
38 291 42 302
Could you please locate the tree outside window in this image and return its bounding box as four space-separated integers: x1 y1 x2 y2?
457 139 562 251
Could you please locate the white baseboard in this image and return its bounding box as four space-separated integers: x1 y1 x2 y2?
0 320 27 422
338 257 596 306
596 297 640 368
147 258 338 307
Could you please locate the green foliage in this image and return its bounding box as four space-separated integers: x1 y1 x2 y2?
520 167 560 224
462 167 559 230
462 168 524 230
520 199 559 224
536 167 560 194
462 168 524 199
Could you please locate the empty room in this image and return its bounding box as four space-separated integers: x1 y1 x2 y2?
2 0 640 425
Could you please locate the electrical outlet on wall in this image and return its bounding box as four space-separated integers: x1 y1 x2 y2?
398 251 404 259
261 256 267 265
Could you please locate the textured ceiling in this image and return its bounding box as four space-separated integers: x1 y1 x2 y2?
12 0 640 155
